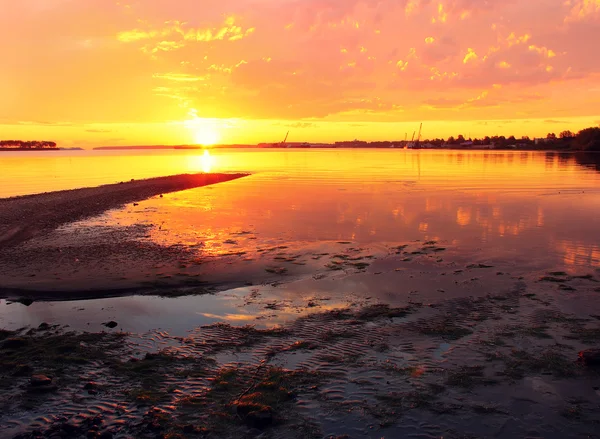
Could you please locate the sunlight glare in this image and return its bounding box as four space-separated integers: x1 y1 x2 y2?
194 127 220 146
199 149 215 173
185 109 221 146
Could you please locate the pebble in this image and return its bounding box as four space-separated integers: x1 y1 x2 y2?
1 337 28 349
245 411 273 429
183 425 196 433
579 349 600 366
31 374 53 387
102 321 118 329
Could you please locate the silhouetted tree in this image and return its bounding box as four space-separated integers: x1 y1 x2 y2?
0 140 58 149
574 127 600 151
560 130 574 139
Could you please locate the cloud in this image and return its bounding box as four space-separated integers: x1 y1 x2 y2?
544 119 569 124
287 122 318 128
85 128 112 133
463 48 478 64
117 17 256 56
565 0 600 22
1 0 599 128
14 120 74 126
152 73 209 82
422 97 463 108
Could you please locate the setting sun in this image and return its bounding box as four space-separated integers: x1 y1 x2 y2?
185 111 222 146
194 127 220 146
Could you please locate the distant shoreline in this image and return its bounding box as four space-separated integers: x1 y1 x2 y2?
0 148 60 152
92 145 581 152
3 145 595 153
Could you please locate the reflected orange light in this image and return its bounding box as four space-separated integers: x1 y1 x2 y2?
188 149 215 173
456 207 472 226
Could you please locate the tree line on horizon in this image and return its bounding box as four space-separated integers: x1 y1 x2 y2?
438 127 600 151
348 126 600 151
1 126 599 151
0 140 58 149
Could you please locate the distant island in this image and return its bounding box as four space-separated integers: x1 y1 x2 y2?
0 140 58 151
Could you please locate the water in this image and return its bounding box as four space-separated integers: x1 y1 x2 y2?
2 149 600 438
2 149 600 275
2 148 600 197
2 148 600 330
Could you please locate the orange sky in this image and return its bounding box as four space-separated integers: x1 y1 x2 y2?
1 0 599 147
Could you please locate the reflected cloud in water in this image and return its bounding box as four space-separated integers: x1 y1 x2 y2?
63 149 600 273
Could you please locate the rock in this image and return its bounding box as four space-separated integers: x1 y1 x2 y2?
1 337 28 350
102 321 118 329
16 297 34 306
30 374 53 387
84 381 99 390
13 364 33 376
182 425 196 434
38 322 51 330
146 421 162 432
98 431 113 439
60 423 84 436
244 428 263 438
579 349 600 366
245 410 273 430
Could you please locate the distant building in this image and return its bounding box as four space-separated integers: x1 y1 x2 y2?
334 140 368 147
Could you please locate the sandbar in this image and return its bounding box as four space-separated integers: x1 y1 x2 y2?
0 173 248 249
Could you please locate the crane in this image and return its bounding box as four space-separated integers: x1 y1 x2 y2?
282 131 289 146
415 123 423 147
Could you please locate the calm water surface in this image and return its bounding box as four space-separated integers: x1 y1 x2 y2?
2 149 600 331
2 149 600 268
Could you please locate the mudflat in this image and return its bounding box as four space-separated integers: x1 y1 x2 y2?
0 173 248 248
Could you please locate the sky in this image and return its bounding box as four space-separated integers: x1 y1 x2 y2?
1 0 599 147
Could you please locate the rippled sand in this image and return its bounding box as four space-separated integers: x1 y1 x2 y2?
2 242 600 439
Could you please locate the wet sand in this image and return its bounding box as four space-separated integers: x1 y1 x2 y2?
2 251 600 438
1 217 600 438
0 173 248 249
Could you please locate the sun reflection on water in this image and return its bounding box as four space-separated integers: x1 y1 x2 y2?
189 149 216 173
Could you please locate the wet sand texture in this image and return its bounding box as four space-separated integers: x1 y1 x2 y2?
0 173 248 248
